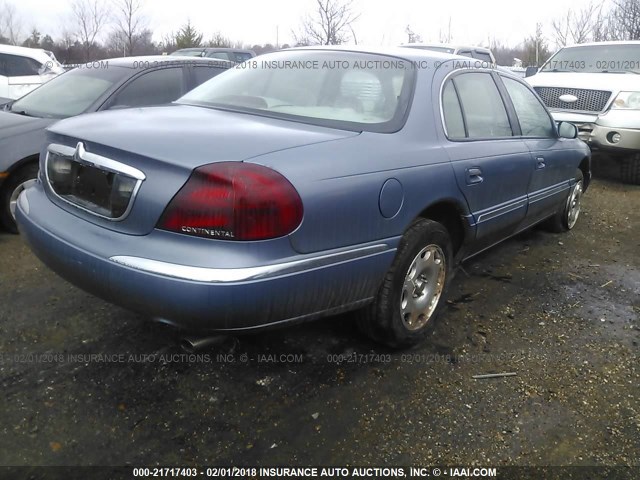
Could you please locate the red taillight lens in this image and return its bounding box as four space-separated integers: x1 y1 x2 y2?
158 162 303 241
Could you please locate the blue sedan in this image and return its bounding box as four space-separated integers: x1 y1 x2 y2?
16 47 590 347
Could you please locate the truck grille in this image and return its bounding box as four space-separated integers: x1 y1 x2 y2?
533 87 612 113
45 142 145 221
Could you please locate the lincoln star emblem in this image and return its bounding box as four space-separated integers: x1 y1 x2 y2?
559 94 578 104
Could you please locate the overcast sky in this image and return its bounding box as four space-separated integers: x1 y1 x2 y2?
13 0 580 48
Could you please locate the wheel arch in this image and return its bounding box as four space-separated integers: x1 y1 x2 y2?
0 153 40 194
579 156 591 190
414 199 471 256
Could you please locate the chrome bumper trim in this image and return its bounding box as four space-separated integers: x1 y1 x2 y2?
110 244 390 283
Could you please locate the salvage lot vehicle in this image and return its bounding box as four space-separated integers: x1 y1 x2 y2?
527 41 640 184
0 44 65 100
400 43 496 65
16 47 591 348
0 56 232 232
170 47 256 63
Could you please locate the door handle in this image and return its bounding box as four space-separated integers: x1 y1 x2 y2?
466 167 483 185
536 157 546 169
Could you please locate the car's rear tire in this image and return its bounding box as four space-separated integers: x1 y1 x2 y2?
0 162 39 234
545 169 584 233
357 219 452 348
620 154 640 185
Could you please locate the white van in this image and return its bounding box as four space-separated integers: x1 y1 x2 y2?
527 41 640 184
0 45 65 100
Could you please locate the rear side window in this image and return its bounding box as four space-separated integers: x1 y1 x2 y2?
232 52 254 63
502 77 554 137
442 81 465 138
193 66 228 86
108 67 184 108
472 51 493 63
453 72 512 138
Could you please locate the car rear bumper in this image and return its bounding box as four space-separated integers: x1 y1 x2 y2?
17 182 397 331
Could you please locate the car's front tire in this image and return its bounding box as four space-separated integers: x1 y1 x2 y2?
357 219 452 348
620 154 640 185
0 163 39 234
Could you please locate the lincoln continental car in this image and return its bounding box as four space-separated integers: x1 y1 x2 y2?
16 47 590 347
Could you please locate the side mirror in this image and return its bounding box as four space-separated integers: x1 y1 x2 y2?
525 66 538 78
558 121 578 139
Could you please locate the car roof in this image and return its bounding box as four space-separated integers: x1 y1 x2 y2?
401 43 492 52
288 44 462 62
0 44 53 63
85 55 235 68
173 47 255 53
561 40 640 48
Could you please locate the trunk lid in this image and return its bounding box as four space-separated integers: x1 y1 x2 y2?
45 105 358 235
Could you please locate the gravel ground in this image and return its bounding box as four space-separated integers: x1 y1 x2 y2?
0 157 638 474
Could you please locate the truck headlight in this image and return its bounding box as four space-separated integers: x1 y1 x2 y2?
611 91 640 109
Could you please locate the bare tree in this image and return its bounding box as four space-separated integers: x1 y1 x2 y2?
551 2 605 47
71 0 111 60
112 0 147 56
0 1 23 45
294 0 360 45
208 31 232 48
609 0 640 40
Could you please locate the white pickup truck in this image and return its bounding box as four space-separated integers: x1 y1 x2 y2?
527 41 640 184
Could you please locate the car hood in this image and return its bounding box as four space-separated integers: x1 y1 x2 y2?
526 71 640 92
0 111 53 137
48 104 360 167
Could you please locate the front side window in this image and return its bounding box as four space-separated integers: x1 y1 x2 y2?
502 76 554 137
178 50 415 133
453 72 512 138
108 67 184 109
0 54 41 76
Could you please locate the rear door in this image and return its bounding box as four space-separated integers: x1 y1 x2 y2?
498 75 573 224
441 71 534 252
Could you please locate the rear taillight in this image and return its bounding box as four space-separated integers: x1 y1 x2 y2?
158 162 303 241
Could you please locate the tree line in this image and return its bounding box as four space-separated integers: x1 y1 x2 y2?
0 0 638 67
0 0 290 64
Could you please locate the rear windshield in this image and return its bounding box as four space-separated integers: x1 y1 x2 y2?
171 49 204 57
541 44 640 73
177 50 415 133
